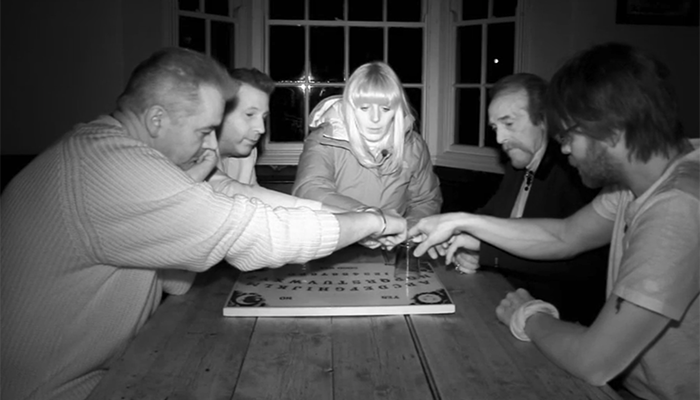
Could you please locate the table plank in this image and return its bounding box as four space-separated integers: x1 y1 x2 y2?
331 316 434 400
86 265 255 400
411 264 621 400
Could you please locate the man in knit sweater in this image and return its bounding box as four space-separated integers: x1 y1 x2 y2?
1 48 406 400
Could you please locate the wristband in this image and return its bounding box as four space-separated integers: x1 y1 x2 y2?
509 300 559 342
357 206 387 236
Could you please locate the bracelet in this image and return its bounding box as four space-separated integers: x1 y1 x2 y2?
509 300 559 342
357 206 387 236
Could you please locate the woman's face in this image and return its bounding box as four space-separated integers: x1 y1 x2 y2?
354 101 397 143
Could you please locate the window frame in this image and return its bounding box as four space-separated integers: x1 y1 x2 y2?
170 0 526 173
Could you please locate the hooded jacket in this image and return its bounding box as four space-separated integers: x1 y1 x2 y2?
292 96 442 225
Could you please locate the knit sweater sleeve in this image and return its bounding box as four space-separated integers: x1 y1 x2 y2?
72 127 339 272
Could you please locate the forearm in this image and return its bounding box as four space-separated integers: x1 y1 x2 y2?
524 313 599 382
456 213 575 260
334 211 384 250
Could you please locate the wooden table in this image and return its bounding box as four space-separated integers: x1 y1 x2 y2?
87 246 621 400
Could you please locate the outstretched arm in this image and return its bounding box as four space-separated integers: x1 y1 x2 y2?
408 202 613 261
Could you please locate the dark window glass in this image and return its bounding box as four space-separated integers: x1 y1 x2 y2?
486 22 514 83
270 87 305 142
404 87 422 131
493 0 518 17
310 0 343 20
179 16 205 53
269 26 305 82
309 86 344 116
178 0 200 12
455 88 481 145
349 27 384 73
269 0 304 20
387 0 421 22
211 21 234 68
456 25 481 84
205 0 228 16
462 0 488 20
388 28 422 84
349 0 382 21
310 27 344 82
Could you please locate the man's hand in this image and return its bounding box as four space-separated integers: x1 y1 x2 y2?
377 210 407 249
184 149 218 182
407 213 464 259
496 288 536 327
445 234 480 266
452 249 480 274
358 237 382 249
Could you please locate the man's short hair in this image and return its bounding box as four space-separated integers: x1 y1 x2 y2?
489 73 548 126
117 47 234 121
547 42 685 162
227 68 275 113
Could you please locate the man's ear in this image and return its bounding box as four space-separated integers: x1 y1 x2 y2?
145 105 167 138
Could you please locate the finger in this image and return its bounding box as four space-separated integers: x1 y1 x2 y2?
426 247 439 260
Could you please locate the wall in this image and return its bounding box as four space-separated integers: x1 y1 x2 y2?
524 0 699 138
1 0 169 156
2 0 697 157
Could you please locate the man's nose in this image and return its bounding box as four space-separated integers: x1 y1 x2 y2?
202 130 218 150
560 141 571 155
253 116 266 134
495 127 507 144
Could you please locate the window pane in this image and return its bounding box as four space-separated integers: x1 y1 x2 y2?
462 0 488 20
270 0 304 20
456 25 481 84
309 86 344 115
178 0 200 12
350 27 383 73
493 0 518 17
179 16 205 53
211 21 234 68
455 88 481 145
270 87 305 142
388 28 422 84
205 0 228 16
349 0 382 21
310 27 344 82
404 87 422 131
388 0 421 22
310 0 343 20
486 22 514 83
269 26 305 82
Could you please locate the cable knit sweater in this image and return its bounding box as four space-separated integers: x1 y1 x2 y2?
0 115 339 400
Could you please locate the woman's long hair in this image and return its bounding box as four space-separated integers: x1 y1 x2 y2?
342 62 414 173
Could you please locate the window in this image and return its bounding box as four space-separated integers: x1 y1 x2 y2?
175 0 237 68
172 0 523 172
438 0 520 172
263 0 425 163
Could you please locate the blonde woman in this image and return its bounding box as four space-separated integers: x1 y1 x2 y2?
292 62 442 235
